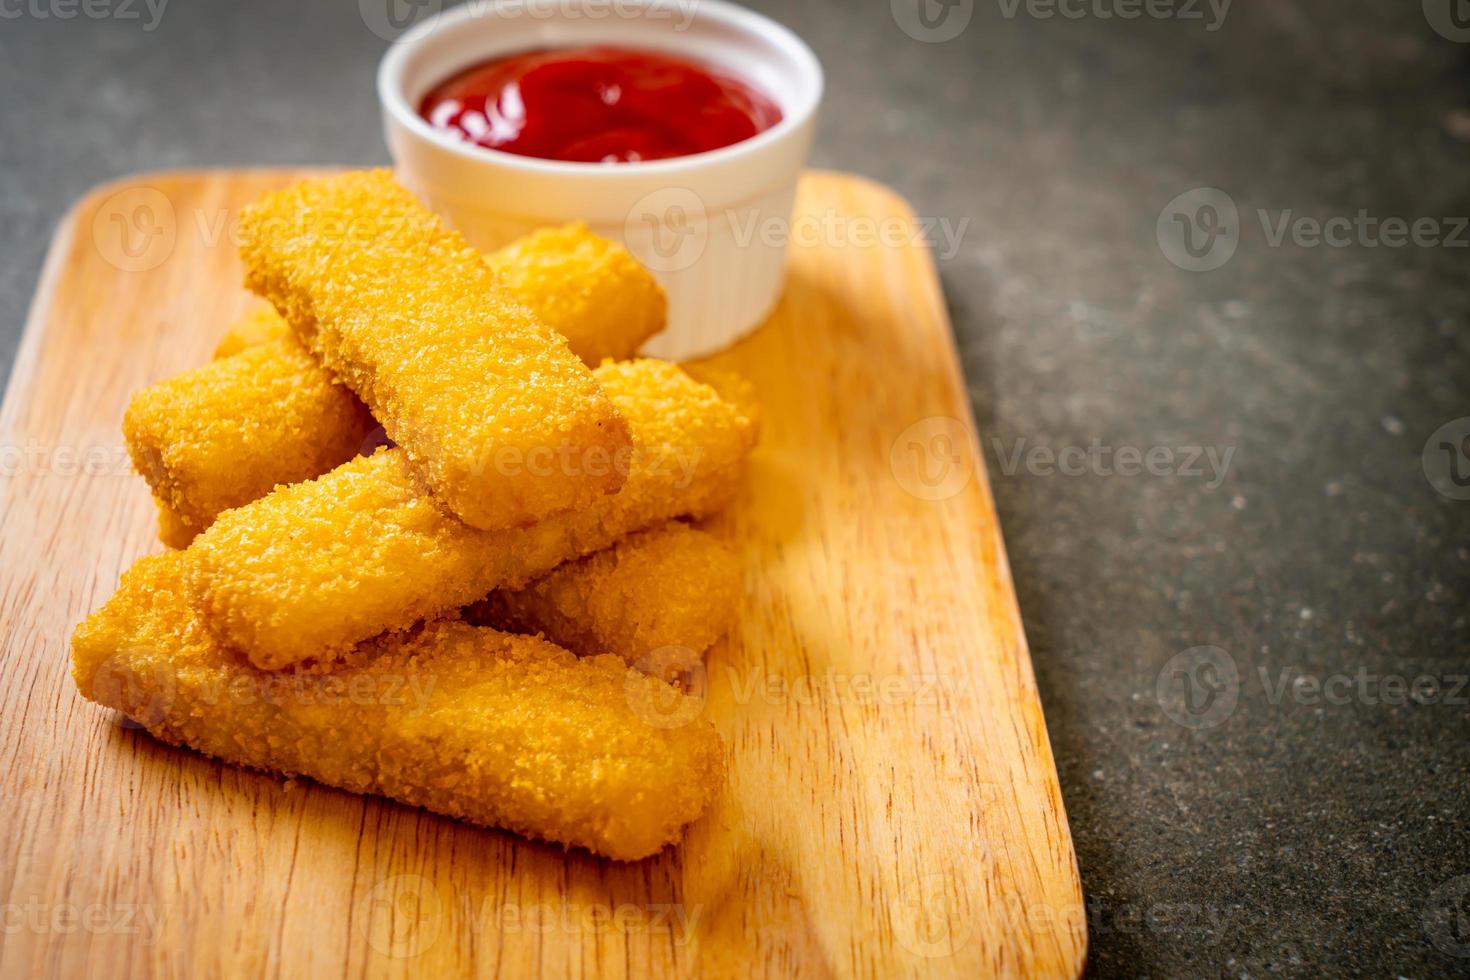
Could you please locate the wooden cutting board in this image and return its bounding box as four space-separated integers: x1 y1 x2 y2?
0 170 1085 978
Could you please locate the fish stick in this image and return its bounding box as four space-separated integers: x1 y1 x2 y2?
239 169 631 530
211 306 289 358
216 225 664 366
72 552 723 860
470 521 741 663
192 360 757 671
125 338 378 534
681 362 763 429
169 514 738 664
138 225 665 543
485 223 666 365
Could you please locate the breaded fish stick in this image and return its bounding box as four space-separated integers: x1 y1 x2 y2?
192 360 757 671
471 521 741 663
240 170 631 530
126 338 377 533
217 225 664 367
485 223 666 366
73 552 723 860
164 517 739 662
138 226 665 543
211 306 289 358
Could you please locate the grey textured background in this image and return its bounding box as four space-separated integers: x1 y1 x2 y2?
3 1 1468 975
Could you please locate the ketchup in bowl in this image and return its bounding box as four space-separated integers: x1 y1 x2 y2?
418 46 783 164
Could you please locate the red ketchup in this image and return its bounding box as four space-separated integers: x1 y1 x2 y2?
418 46 783 163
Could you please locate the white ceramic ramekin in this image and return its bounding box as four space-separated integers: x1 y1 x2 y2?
378 0 823 360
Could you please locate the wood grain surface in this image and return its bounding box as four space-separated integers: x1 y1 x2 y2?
0 170 1085 978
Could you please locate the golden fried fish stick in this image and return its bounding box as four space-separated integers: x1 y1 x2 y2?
193 360 757 671
137 226 662 544
486 223 666 364
681 362 763 429
124 338 377 533
240 170 631 530
211 306 289 358
471 522 741 663
72 552 723 860
216 226 664 367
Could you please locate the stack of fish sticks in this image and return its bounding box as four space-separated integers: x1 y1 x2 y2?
72 170 758 861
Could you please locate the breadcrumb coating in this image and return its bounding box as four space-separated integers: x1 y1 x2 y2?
485 223 666 364
138 225 661 544
123 337 376 530
72 552 724 860
681 362 763 431
471 521 740 663
192 359 757 671
216 224 663 368
239 169 631 530
211 306 289 359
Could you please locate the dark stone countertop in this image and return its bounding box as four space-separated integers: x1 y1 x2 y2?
1 1 1466 975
